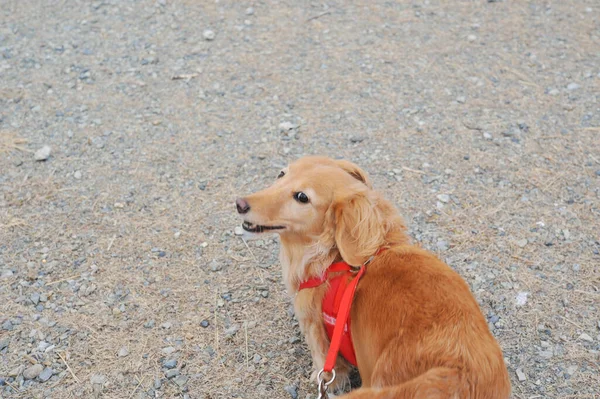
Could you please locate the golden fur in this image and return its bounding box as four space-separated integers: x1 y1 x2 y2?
236 156 511 398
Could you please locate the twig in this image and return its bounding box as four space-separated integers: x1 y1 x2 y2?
46 274 80 286
107 234 116 251
401 166 427 175
306 11 331 22
245 322 249 369
171 73 198 80
240 237 258 262
214 291 219 355
127 376 145 399
557 315 583 330
57 352 81 383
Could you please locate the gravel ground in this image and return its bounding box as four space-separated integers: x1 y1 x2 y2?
1 1 599 398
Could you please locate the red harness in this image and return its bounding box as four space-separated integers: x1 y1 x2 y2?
298 250 384 371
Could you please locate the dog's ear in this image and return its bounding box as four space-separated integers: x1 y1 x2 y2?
335 160 372 188
334 190 385 266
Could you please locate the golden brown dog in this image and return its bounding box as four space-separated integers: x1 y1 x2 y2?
236 156 511 398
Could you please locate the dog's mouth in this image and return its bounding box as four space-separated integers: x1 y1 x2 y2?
242 221 285 233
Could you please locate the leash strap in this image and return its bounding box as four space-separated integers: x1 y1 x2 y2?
322 264 366 372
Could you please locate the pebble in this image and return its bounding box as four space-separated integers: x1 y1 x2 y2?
90 373 106 385
579 333 593 342
595 170 600 176
200 320 210 328
516 368 527 382
246 7 254 15
210 260 222 272
30 292 41 305
165 369 180 379
173 375 188 387
144 320 155 328
483 132 492 140
163 359 177 369
467 35 477 42
161 322 173 329
253 354 262 363
154 378 162 389
203 29 216 41
516 239 528 248
456 96 466 103
566 82 580 91
548 88 560 96
0 338 8 350
74 170 82 179
23 364 44 380
118 347 129 357
234 226 244 236
38 367 53 382
225 325 240 337
436 194 450 203
284 384 298 399
34 145 52 161
2 320 13 331
279 121 297 132
162 346 177 355
436 240 449 251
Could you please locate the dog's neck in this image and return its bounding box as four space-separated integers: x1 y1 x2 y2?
278 234 337 295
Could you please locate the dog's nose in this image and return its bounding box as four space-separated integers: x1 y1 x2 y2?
236 198 250 214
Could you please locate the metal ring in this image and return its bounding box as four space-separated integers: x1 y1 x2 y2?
317 368 336 387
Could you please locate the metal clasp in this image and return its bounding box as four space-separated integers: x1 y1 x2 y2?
316 369 336 399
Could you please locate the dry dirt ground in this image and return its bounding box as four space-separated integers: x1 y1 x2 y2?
1 0 600 398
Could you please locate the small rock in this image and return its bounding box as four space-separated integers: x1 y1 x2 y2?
436 194 450 203
74 170 82 179
548 88 560 96
9 365 24 377
90 373 106 385
483 132 492 140
289 336 301 344
515 291 529 306
279 121 297 132
284 384 298 399
38 367 53 382
456 96 466 104
210 260 222 272
154 378 162 389
173 375 188 387
579 333 593 342
34 145 51 161
162 346 177 355
118 347 129 357
253 354 262 363
566 82 580 91
203 29 216 41
516 368 526 382
467 35 477 42
165 369 180 379
144 320 155 328
234 226 244 236
174 231 181 239
436 241 449 251
163 359 177 369
225 325 239 337
200 320 210 328
0 338 8 350
246 7 254 15
2 320 13 330
31 292 40 305
23 364 44 380
515 239 528 248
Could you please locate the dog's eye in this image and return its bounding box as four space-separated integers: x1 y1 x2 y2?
277 171 285 179
293 192 309 204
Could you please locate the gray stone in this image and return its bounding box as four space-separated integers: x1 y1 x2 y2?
90 374 106 385
516 239 528 248
567 82 580 91
284 384 298 399
0 338 8 350
118 347 129 357
31 293 40 305
163 359 177 369
173 375 188 387
246 7 254 15
436 194 450 203
253 354 262 363
203 29 216 41
154 378 162 389
200 320 209 328
210 260 222 272
436 241 449 251
456 95 466 104
579 333 593 342
165 369 179 378
23 364 44 380
38 367 53 382
34 145 51 161
548 88 560 96
516 368 526 382
74 170 82 180
234 226 244 236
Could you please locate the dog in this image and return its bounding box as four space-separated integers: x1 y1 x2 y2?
236 156 511 398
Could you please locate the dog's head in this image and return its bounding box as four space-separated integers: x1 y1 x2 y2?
236 156 405 265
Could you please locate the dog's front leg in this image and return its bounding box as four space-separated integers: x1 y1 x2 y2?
294 289 351 392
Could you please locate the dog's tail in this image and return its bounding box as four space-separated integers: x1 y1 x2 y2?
339 367 466 399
